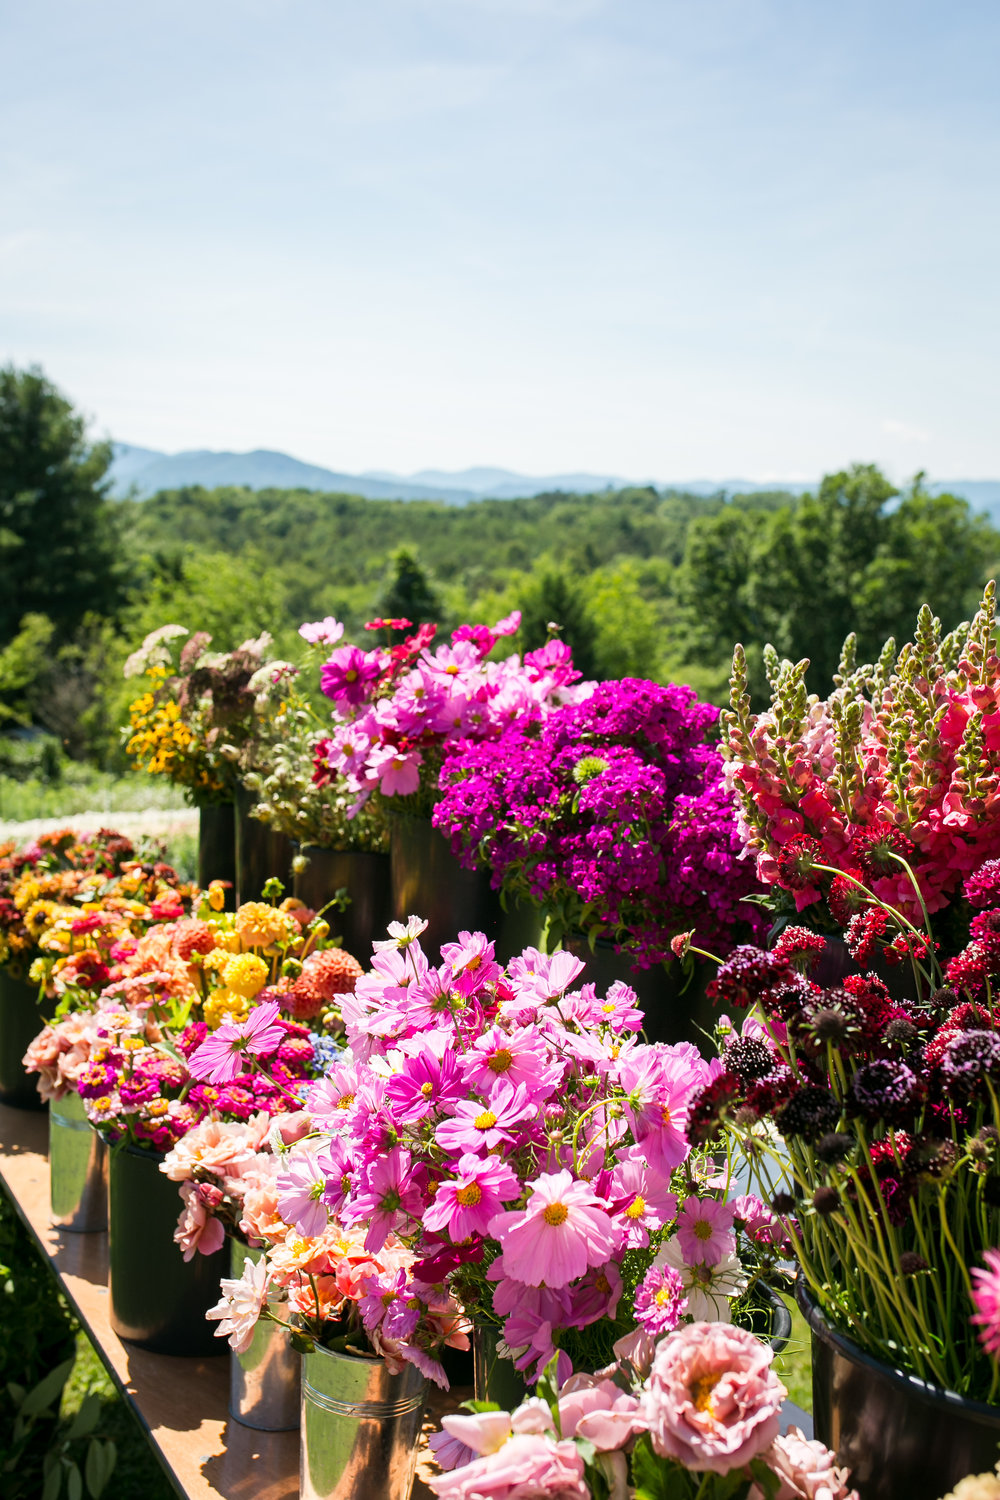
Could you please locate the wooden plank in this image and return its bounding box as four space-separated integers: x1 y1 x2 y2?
0 1101 456 1500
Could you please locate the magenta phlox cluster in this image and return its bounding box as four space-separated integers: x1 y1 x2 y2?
433 678 764 966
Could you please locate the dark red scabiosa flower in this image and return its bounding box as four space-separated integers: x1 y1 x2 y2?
968 910 1000 967
767 973 821 1025
849 822 915 879
944 943 994 997
903 1135 957 1187
883 1015 920 1049
771 925 829 970
827 867 870 927
776 1085 842 1143
883 931 936 967
939 1029 1000 1100
774 835 826 892
686 1071 742 1146
812 1185 840 1215
850 1058 919 1125
841 973 893 1040
706 946 796 1009
845 907 889 965
723 1035 775 1084
899 1251 929 1275
796 997 863 1057
965 860 1000 910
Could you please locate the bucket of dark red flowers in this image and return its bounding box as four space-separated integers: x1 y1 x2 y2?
689 868 1000 1500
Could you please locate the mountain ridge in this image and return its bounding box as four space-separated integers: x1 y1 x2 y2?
106 443 1000 519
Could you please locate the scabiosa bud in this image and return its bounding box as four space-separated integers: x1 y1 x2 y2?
812 1185 839 1215
776 1086 841 1143
799 999 861 1052
827 867 869 927
884 1017 918 1048
939 1029 1000 1099
724 1035 774 1083
899 1251 929 1275
815 1131 852 1164
851 1059 918 1124
772 1191 797 1215
905 1135 957 1183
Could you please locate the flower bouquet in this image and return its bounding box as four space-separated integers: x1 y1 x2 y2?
724 581 1000 930
433 676 765 969
319 612 590 818
123 624 275 802
187 917 797 1397
428 1329 856 1500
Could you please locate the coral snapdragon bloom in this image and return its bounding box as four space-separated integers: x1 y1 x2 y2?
189 1000 285 1085
488 1169 619 1288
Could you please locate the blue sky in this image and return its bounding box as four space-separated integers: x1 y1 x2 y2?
2 0 998 480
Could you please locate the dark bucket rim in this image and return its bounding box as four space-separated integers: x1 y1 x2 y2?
796 1275 1000 1422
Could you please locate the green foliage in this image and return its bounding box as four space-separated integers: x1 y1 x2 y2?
517 567 599 679
375 548 445 637
0 367 124 645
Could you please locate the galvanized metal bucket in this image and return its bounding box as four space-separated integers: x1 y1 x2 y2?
229 1239 300 1431
300 1342 426 1500
49 1089 108 1232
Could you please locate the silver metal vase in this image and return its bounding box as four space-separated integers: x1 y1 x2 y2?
229 1238 300 1430
300 1342 427 1500
49 1089 108 1232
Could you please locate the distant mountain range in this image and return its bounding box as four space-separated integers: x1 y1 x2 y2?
106 443 1000 519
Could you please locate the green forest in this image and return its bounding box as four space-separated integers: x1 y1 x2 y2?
3 363 998 792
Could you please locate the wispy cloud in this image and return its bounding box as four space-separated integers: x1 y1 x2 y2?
882 418 931 444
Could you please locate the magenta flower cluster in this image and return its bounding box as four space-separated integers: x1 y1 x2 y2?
433 678 765 967
315 612 590 809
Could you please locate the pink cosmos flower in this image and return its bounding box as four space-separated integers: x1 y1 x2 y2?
276 1148 329 1238
435 1082 537 1157
299 616 345 646
460 1024 565 1098
371 916 429 952
347 1147 426 1252
633 1263 688 1335
488 1169 620 1289
427 1432 589 1500
188 1000 286 1085
320 644 384 705
604 1154 677 1249
972 1248 1000 1358
423 1153 521 1241
675 1198 736 1267
641 1321 786 1474
384 1046 466 1123
492 610 522 637
205 1253 270 1353
370 743 423 797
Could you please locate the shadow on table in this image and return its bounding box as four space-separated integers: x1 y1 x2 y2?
201 1423 298 1499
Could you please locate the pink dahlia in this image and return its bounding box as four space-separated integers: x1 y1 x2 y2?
972 1248 1000 1359
487 1169 619 1288
641 1320 786 1474
633 1263 688 1335
188 1000 285 1085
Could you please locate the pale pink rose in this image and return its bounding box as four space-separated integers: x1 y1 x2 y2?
239 1173 284 1245
641 1321 786 1474
556 1375 645 1451
510 1399 557 1436
174 1180 226 1262
427 1432 589 1499
750 1427 860 1500
160 1118 258 1183
612 1326 658 1379
274 1109 312 1144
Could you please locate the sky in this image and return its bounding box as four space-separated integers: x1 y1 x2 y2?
2 0 999 482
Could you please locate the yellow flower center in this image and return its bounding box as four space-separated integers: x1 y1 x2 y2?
655 1287 674 1306
691 1373 721 1413
345 668 359 682
602 1002 616 1013
694 1218 713 1240
456 1183 483 1207
420 1081 434 1097
487 1048 514 1074
337 1093 355 1109
445 663 459 675
474 1110 498 1130
661 1104 672 1126
94 1096 112 1111
625 1196 646 1220
543 1202 569 1226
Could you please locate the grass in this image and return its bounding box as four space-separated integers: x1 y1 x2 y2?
0 767 187 822
62 1336 176 1500
772 1295 813 1412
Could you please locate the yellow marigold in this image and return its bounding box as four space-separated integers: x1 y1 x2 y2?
207 881 227 912
235 902 292 950
23 899 58 937
203 989 250 1030
202 947 234 973
14 880 41 912
223 952 269 999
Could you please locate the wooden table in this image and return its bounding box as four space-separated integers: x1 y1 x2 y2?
0 1102 447 1500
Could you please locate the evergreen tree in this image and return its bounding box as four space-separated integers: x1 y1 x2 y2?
374 549 444 640
0 366 124 643
517 568 599 680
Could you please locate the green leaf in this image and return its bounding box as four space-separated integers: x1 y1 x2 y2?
534 1353 563 1433
7 1380 25 1404
630 1435 683 1500
21 1359 74 1417
66 1463 83 1500
747 1458 781 1498
458 1399 503 1414
67 1393 100 1440
41 1462 62 1500
85 1438 116 1498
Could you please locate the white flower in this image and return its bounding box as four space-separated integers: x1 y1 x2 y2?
653 1238 747 1322
206 1254 271 1353
372 916 429 951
